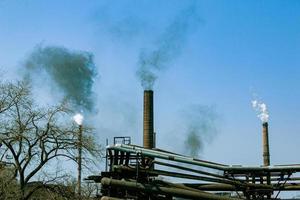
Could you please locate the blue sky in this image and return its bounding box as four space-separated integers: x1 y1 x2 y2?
1 0 300 174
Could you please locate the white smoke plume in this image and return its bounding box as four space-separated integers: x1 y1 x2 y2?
73 113 84 125
252 100 269 123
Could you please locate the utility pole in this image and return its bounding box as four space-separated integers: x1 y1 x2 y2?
73 113 84 197
77 124 83 196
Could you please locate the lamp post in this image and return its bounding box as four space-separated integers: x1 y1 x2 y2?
73 113 83 197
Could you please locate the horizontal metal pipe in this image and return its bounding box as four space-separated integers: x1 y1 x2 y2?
109 144 227 170
113 165 234 185
186 183 272 191
273 183 300 188
183 183 300 191
271 177 300 181
109 144 300 172
155 181 238 192
226 165 300 172
153 160 225 179
101 178 243 200
276 185 300 191
188 183 236 191
101 197 125 200
113 165 273 192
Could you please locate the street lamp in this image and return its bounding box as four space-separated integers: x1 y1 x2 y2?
73 113 83 196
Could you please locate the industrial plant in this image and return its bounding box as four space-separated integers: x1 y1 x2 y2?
88 90 300 200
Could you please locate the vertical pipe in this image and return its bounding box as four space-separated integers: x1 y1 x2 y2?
78 124 83 196
143 90 154 149
105 138 108 171
262 122 270 166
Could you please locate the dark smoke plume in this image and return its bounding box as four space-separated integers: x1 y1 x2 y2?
24 45 97 111
184 130 201 157
136 4 201 89
183 105 218 157
108 15 146 41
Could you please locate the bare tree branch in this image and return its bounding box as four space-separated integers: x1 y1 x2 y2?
0 80 102 200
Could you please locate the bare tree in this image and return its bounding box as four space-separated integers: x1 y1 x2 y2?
0 81 102 200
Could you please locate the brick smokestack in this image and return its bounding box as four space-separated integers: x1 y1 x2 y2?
143 90 154 149
262 122 270 166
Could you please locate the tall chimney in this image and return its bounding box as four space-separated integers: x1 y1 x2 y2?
262 122 270 166
143 90 154 149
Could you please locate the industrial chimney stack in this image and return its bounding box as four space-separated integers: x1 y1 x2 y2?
143 90 154 149
262 122 270 166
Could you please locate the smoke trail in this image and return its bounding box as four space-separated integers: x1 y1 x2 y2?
136 4 201 89
24 45 97 112
183 105 218 157
184 129 201 157
108 15 146 41
252 99 269 123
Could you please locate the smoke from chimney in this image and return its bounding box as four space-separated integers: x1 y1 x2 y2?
143 90 154 149
185 130 201 157
251 98 270 166
24 45 97 112
136 4 201 90
183 105 218 157
252 100 269 123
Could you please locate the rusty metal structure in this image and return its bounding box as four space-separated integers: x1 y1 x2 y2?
87 90 300 199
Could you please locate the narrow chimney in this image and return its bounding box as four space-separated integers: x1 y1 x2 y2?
143 90 154 149
262 122 270 166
